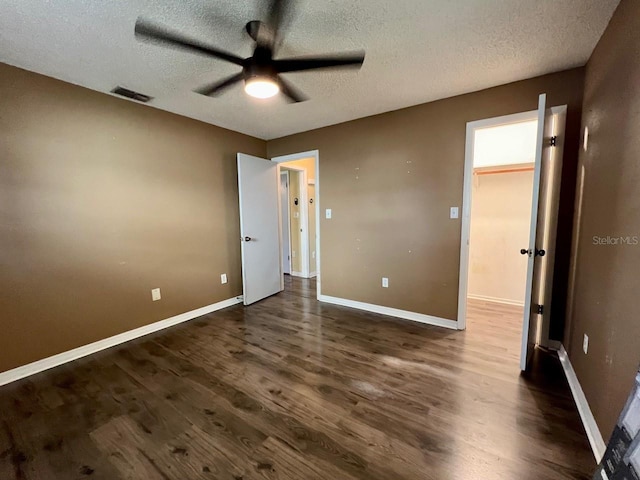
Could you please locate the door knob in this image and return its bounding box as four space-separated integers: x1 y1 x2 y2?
244 236 252 242
535 248 546 257
520 248 532 256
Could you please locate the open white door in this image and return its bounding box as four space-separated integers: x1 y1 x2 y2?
237 153 282 305
520 94 558 371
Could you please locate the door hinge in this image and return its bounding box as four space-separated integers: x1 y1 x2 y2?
536 304 544 315
550 136 557 147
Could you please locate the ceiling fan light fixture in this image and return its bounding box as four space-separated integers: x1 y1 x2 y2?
244 77 280 99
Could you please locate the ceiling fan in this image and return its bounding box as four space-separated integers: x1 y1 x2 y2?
134 0 366 103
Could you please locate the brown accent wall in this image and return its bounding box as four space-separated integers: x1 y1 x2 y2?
564 0 640 439
268 69 585 322
0 63 266 373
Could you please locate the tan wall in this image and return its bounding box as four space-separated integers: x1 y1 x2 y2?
468 170 534 305
283 157 316 178
268 69 585 321
564 0 640 438
0 63 266 373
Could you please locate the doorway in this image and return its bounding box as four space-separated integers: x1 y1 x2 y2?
467 117 538 361
457 102 567 370
272 150 321 298
280 171 292 275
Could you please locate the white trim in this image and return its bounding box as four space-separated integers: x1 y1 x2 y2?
558 344 606 461
290 271 305 278
458 108 539 331
0 297 242 387
319 295 458 330
467 294 524 307
272 150 321 297
309 271 318 278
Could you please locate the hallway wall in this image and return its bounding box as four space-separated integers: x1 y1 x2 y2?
564 0 640 439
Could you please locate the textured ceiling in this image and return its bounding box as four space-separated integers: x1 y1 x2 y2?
0 0 619 140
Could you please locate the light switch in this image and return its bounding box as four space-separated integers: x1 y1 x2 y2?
221 274 228 284
450 207 459 219
325 209 332 219
382 277 389 288
151 288 161 301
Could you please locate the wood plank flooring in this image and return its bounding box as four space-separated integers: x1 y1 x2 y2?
0 278 595 479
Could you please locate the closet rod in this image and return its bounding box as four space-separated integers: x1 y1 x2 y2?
474 166 534 176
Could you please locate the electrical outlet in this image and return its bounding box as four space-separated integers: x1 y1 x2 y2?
325 209 332 219
583 334 589 354
450 207 459 219
151 288 161 301
382 277 389 288
220 274 228 284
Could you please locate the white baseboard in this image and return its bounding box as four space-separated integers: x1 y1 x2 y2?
558 344 606 461
467 294 524 307
318 294 458 330
290 271 305 278
309 272 318 278
0 296 243 387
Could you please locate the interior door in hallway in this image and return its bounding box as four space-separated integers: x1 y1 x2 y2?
280 171 291 275
237 153 283 305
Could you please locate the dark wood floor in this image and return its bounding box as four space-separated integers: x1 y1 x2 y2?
0 278 595 479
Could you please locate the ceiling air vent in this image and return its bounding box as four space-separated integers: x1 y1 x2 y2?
111 86 153 103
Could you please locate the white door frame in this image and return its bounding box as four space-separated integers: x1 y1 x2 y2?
280 170 292 275
272 150 321 300
457 109 539 331
457 106 565 342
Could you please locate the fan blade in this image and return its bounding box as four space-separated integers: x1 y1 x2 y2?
135 18 245 67
252 0 295 52
276 76 308 103
267 0 288 33
266 0 289 44
274 52 365 73
195 73 245 97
